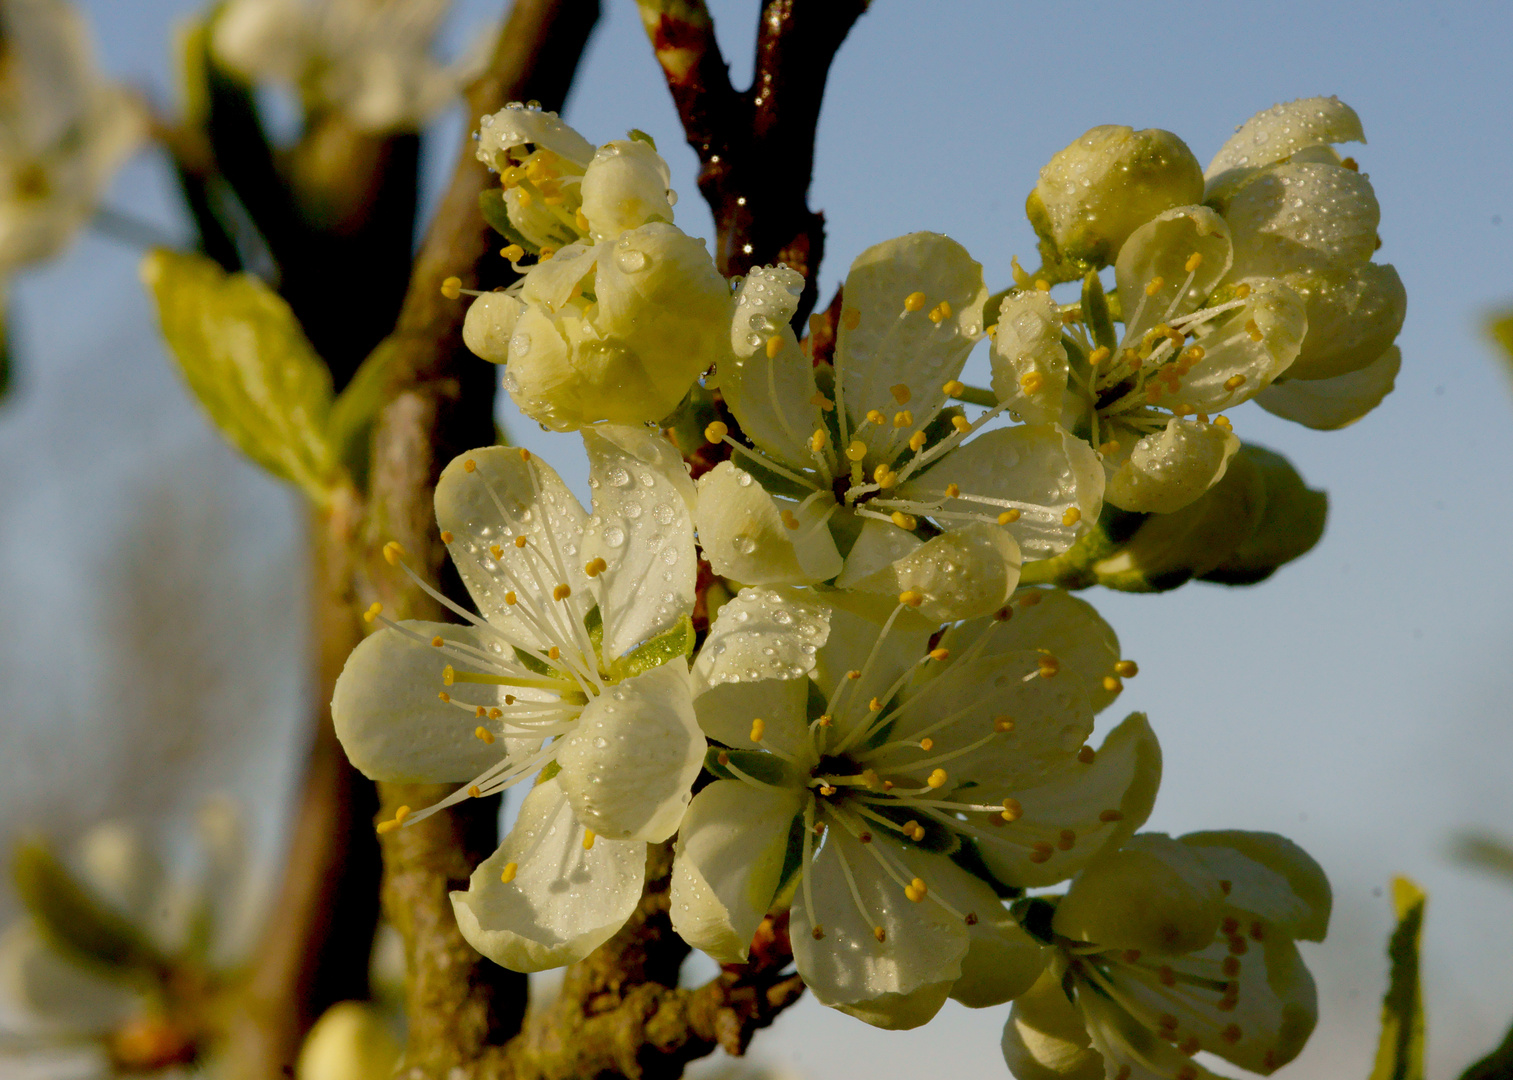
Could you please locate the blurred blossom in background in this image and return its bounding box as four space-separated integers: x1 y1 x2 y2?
0 2 1510 1079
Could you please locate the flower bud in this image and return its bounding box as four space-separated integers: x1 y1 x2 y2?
890 524 1022 622
1200 444 1327 586
1026 126 1204 271
295 1002 401 1080
580 140 674 240
1103 418 1239 514
461 291 522 364
501 222 731 430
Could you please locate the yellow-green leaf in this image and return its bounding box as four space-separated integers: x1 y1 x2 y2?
143 249 337 501
1369 876 1427 1080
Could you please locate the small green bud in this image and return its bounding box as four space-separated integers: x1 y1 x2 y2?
1026 125 1205 273
1201 445 1327 586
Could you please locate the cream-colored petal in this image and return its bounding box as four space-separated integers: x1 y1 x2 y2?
811 590 935 747
694 462 842 585
1226 162 1380 278
1254 346 1400 430
476 103 595 172
670 780 803 963
693 675 810 762
435 445 592 649
462 292 522 364
721 265 822 467
992 291 1069 425
1001 968 1104 1080
835 518 922 589
790 832 968 1029
885 524 1022 623
934 863 1044 1009
581 426 696 659
1054 834 1224 955
1181 831 1331 942
1162 279 1308 413
1114 206 1232 344
835 232 987 446
554 662 702 842
452 779 644 972
580 140 674 240
900 425 1104 560
1104 419 1240 515
332 622 518 783
1206 96 1365 188
1282 263 1406 380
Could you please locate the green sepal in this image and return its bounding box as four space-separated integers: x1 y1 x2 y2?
513 646 560 679
1081 271 1117 355
12 840 172 986
1200 444 1327 586
703 747 795 788
609 614 694 681
1369 877 1427 1080
767 811 811 913
143 249 338 503
1010 895 1059 947
627 129 657 150
479 189 538 252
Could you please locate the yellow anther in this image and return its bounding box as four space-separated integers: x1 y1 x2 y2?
491 706 504 717
936 299 952 318
1098 441 1120 456
430 635 445 648
1039 655 1061 678
475 726 494 744
846 670 861 680
907 430 927 453
1028 846 1053 864
375 805 412 834
582 829 596 851
842 307 861 330
1061 507 1082 527
704 421 728 444
904 291 927 312
502 243 525 262
811 925 825 939
1032 279 1049 292
504 591 517 606
584 557 608 577
868 696 884 712
898 589 924 608
1245 318 1263 342
902 821 924 841
747 717 766 743
1145 276 1165 297
1184 344 1206 362
1103 675 1123 692
780 508 801 530
437 691 450 702
891 511 918 530
919 737 934 751
442 665 456 686
810 392 835 412
537 246 555 261
1099 809 1125 823
1114 659 1139 678
1018 592 1043 608
440 530 454 544
929 648 949 661
1011 256 1031 288
890 383 912 405
765 335 784 359
941 483 960 499
866 409 886 426
860 770 879 789
1018 371 1045 394
467 785 482 799
927 302 948 324
1088 346 1111 367
1166 328 1186 347
382 540 406 566
904 877 928 902
927 768 948 789
1058 829 1077 851
500 861 518 883
817 714 832 726
514 535 527 548
809 429 829 452
941 379 965 397
1000 797 1023 821
574 209 589 232
994 716 1015 733
1235 282 1252 299
440 276 462 299
873 463 891 483
951 415 972 433
363 602 383 623
873 925 887 943
1223 374 1247 391
1077 745 1097 765
716 751 730 766
490 544 504 559
547 646 560 660
1185 252 1205 273
892 410 913 428
463 458 477 473
1213 414 1232 430
518 447 532 462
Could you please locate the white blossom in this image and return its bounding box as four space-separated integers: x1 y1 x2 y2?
212 0 482 132
0 0 143 282
670 586 1160 1029
1001 831 1330 1080
331 429 710 971
700 234 1103 589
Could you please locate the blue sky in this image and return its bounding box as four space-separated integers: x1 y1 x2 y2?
2 2 1511 1078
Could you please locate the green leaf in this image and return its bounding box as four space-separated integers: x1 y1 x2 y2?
609 614 695 681
12 840 171 986
143 249 337 502
326 336 406 483
1081 271 1118 355
627 128 658 150
1369 877 1427 1080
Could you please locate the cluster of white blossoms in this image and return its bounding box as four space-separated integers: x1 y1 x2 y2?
211 0 486 132
0 0 143 287
333 98 1381 1077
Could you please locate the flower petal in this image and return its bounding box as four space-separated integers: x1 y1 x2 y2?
1225 162 1380 278
695 462 842 585
451 778 645 972
975 713 1163 888
722 265 823 467
332 622 517 783
790 831 969 1029
476 104 595 172
554 661 702 842
1104 419 1240 515
581 425 696 659
1206 96 1364 189
580 139 673 240
936 863 1044 1008
1180 831 1331 942
1114 207 1232 344
1053 834 1224 955
1162 279 1308 413
901 425 1104 561
992 290 1069 425
1254 346 1400 430
882 524 1022 623
835 518 922 589
435 446 591 650
811 590 935 747
462 292 522 364
1001 968 1104 1080
1282 262 1406 380
835 232 987 446
670 779 803 963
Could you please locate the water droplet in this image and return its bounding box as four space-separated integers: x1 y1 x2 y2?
733 536 757 555
624 502 642 520
615 249 648 272
604 526 626 547
773 609 793 625
510 331 531 354
608 467 631 487
661 548 679 565
736 472 753 487
594 736 608 749
653 503 675 525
